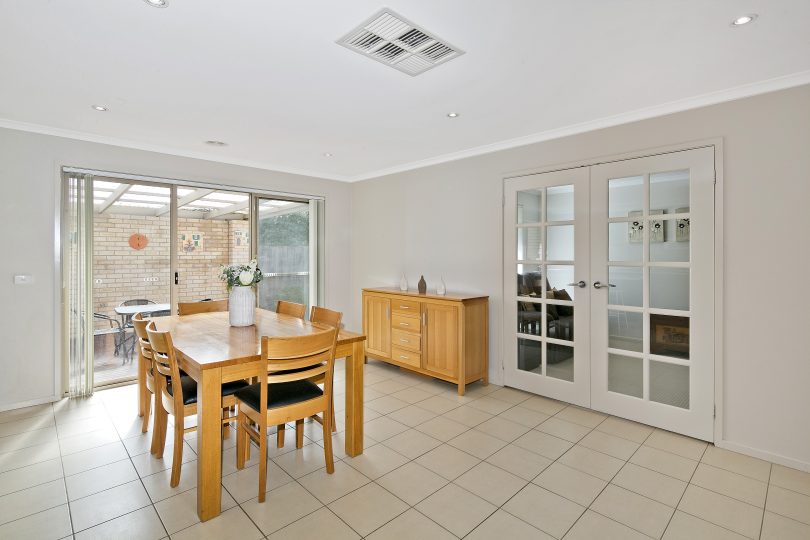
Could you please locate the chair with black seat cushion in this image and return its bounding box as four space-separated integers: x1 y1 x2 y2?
235 327 338 502
146 322 249 487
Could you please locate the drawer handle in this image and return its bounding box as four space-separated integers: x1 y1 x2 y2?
400 339 409 343
399 322 409 326
400 305 410 309
400 355 409 360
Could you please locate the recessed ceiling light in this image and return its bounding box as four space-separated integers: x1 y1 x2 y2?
731 14 757 26
143 0 168 7
205 140 227 147
447 112 459 118
323 152 333 157
91 105 108 112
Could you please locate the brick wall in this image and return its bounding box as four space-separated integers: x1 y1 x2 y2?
93 214 250 331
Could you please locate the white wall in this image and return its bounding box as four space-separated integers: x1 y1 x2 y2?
350 85 810 468
0 128 352 411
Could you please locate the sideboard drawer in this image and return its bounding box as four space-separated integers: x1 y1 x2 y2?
391 346 421 368
392 313 420 334
392 299 420 314
392 329 421 352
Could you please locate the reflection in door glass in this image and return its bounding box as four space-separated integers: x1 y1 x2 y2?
546 304 573 342
546 185 574 221
650 267 689 311
649 315 689 360
257 200 311 311
517 301 542 337
609 176 643 218
650 361 689 409
608 266 642 307
517 227 543 261
517 189 543 223
517 264 543 297
608 310 643 352
650 170 689 211
608 353 643 398
517 337 542 374
609 222 642 262
546 225 574 261
547 343 574 382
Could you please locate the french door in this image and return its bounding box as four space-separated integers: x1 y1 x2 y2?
504 147 716 440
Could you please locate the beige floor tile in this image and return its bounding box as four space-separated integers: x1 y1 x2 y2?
389 386 436 404
503 483 584 538
154 487 236 535
414 395 460 415
560 444 624 481
415 483 496 537
381 429 441 459
467 509 554 540
272 443 332 479
413 416 469 442
592 484 674 538
596 416 654 443
0 478 67 525
497 405 550 428
0 457 63 497
386 405 436 427
564 510 649 540
701 446 771 482
61 441 129 476
328 482 408 537
520 396 567 416
512 429 573 460
487 387 533 405
644 429 707 461
69 479 151 532
766 485 810 525
612 462 687 507
761 510 810 540
220 460 293 503
367 508 456 540
555 406 607 429
56 415 116 439
455 461 527 506
376 461 448 505
366 395 410 415
466 396 513 415
344 443 408 479
678 484 763 538
533 462 607 506
486 444 552 480
771 465 810 497
363 416 409 442
630 445 698 481
241 481 323 535
65 458 138 501
0 415 55 438
0 503 72 540
370 379 410 395
578 429 640 460
474 416 530 442
315 432 377 461
0 427 57 454
58 427 121 456
0 403 53 424
441 405 493 427
172 506 263 540
691 463 768 507
0 441 60 473
266 507 360 540
130 441 195 478
447 429 507 459
299 460 370 504
537 417 592 443
663 510 748 539
74 505 166 540
415 443 480 480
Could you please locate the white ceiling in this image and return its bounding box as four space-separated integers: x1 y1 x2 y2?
1 0 809 181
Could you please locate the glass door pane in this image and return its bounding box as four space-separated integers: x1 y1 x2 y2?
256 198 313 312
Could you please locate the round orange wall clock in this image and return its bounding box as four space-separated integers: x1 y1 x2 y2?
129 233 149 250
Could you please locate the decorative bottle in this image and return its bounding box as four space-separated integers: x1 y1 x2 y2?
418 275 427 295
437 276 446 296
399 274 408 291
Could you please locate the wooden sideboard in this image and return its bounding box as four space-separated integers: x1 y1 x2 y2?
362 287 488 395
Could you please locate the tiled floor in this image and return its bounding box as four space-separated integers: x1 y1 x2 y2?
1 359 809 539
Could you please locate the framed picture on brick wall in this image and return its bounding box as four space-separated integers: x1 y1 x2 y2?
180 231 204 253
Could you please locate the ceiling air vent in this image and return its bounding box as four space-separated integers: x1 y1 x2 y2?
337 8 464 76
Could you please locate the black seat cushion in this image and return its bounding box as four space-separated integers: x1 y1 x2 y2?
234 380 324 412
167 376 249 406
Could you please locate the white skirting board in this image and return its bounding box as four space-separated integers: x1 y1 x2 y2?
716 439 810 473
0 394 61 413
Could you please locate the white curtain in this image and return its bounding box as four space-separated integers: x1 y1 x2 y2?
63 173 94 397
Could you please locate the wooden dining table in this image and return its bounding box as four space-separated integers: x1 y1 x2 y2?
151 309 366 521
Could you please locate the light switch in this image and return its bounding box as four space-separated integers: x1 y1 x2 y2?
14 275 33 285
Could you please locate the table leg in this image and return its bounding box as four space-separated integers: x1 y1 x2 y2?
344 341 365 457
137 351 146 418
197 367 222 522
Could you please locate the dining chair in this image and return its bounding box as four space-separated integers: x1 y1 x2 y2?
177 298 228 315
132 313 155 435
146 322 250 487
275 300 306 319
235 327 338 502
119 299 156 362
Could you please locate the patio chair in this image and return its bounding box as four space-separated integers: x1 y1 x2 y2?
119 299 156 364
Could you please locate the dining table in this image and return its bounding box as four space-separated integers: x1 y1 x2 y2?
151 308 366 521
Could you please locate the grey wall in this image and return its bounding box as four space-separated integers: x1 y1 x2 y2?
0 128 352 411
350 84 810 468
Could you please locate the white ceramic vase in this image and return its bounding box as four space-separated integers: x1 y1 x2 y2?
399 274 408 291
229 286 256 327
437 276 447 296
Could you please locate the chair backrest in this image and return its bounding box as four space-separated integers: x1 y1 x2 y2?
309 306 343 330
276 300 306 319
178 298 228 316
132 313 154 366
256 328 339 415
146 322 185 407
120 299 155 307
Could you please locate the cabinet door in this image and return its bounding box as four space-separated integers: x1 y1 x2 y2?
423 302 459 378
364 294 391 358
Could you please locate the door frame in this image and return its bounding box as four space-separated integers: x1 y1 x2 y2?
501 138 724 443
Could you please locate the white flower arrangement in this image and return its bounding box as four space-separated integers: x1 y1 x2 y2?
219 259 263 290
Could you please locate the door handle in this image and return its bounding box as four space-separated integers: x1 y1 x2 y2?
593 281 616 289
174 272 179 285
567 281 587 288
